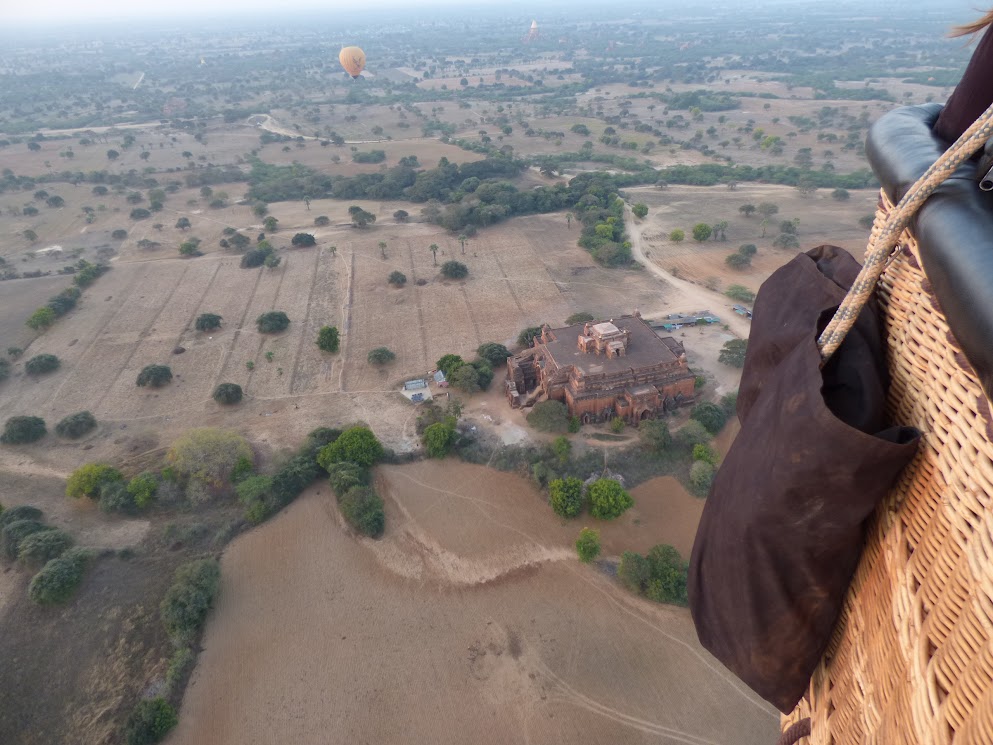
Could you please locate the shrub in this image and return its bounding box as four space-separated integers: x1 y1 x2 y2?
314 216 330 227
725 253 751 270
124 698 178 745
367 347 395 365
28 547 92 604
256 311 289 333
619 545 688 605
477 342 511 366
235 475 272 508
631 203 648 219
423 421 456 458
692 443 719 465
668 229 685 242
387 270 407 286
720 391 738 416
338 486 385 538
268 454 321 509
66 463 123 499
326 462 368 493
25 353 60 374
718 339 748 368
674 421 711 449
638 419 671 453
575 528 601 562
195 313 222 331
167 428 253 490
440 260 468 279
165 647 194 691
98 481 137 513
291 233 317 247
2 519 48 560
1 416 47 444
130 208 151 220
0 505 42 527
18 528 72 567
691 402 729 434
692 223 712 241
213 383 243 405
318 426 383 468
316 326 340 353
565 312 595 325
136 364 172 387
618 551 652 593
568 416 581 433
46 289 79 317
587 478 633 520
517 326 542 347
26 306 57 331
527 400 569 433
832 188 850 201
689 460 716 496
724 285 755 303
0 358 8 382
240 246 273 268
550 477 584 518
55 411 96 439
299 427 342 459
450 364 480 393
160 558 221 644
127 472 159 509
610 416 625 433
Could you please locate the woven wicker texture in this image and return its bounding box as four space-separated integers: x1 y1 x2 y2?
782 192 993 744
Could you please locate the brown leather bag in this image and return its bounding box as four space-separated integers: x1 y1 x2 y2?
688 245 920 713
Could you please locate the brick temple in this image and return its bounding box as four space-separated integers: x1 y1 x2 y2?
505 313 696 424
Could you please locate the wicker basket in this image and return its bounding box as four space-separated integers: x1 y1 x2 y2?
781 189 993 744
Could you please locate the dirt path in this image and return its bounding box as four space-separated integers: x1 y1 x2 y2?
249 113 431 145
623 201 751 340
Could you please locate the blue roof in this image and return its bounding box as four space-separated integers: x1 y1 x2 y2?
404 379 428 390
433 370 447 383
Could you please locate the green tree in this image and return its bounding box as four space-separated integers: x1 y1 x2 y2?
26 306 57 331
338 486 385 538
691 402 729 434
458 234 468 255
315 216 331 227
66 463 123 499
476 342 511 366
213 383 243 405
719 339 748 368
674 420 711 449
23 229 38 243
393 210 408 223
252 202 269 217
318 426 383 468
587 478 633 520
669 229 685 242
195 313 222 332
388 270 407 287
1 416 46 444
291 233 317 247
55 411 96 439
692 443 719 465
349 206 376 228
575 528 601 563
423 421 456 458
773 233 800 250
263 216 279 232
368 347 395 365
638 419 671 453
738 204 757 217
738 243 757 257
136 364 173 387
18 528 72 567
618 551 651 593
552 435 571 465
25 353 60 375
127 472 159 509
256 311 290 333
441 260 468 279
264 254 281 269
517 326 543 347
429 243 439 265
631 203 648 219
317 326 340 353
175 217 191 230
725 253 751 270
645 544 689 605
28 547 92 605
832 188 850 201
550 477 584 518
528 400 570 433
436 354 464 378
757 202 779 219
160 559 220 644
450 364 480 393
689 460 715 496
125 698 178 745
692 223 712 242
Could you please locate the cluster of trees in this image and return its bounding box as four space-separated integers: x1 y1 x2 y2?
725 243 757 270
25 261 108 332
550 475 634 521
618 544 689 606
434 347 500 394
317 427 386 537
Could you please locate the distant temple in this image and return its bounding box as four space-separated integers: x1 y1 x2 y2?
506 313 696 424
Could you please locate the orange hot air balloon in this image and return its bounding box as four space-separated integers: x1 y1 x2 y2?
339 46 366 79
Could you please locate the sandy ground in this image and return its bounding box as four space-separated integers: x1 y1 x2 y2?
167 461 777 745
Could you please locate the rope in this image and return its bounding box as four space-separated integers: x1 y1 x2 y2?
775 718 811 745
817 101 993 362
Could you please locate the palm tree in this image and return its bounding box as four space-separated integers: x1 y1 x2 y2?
304 195 311 211
378 241 387 259
760 219 769 238
329 245 337 257
566 213 572 228
429 244 439 265
458 234 467 255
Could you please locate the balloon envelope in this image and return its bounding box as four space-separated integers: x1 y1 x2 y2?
339 47 366 78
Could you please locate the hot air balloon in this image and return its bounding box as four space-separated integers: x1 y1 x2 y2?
339 46 366 79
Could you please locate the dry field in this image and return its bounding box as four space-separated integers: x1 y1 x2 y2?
167 461 778 745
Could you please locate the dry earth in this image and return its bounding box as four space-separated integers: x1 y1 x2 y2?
167 461 777 745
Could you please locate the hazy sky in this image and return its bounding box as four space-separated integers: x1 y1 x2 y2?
6 0 494 24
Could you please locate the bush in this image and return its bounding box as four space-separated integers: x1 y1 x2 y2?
587 478 633 520
256 311 289 333
692 223 712 241
316 326 340 353
136 364 172 387
725 253 751 270
28 547 92 604
0 505 42 527
367 347 395 365
66 463 123 499
674 420 711 449
127 472 159 509
25 353 60 374
550 477 584 518
195 313 222 331
423 421 456 458
213 383 243 405
314 216 331 227
18 528 72 567
527 400 569 433
689 460 716 496
575 528 601 562
691 402 729 434
291 233 317 247
98 481 137 513
240 246 273 268
565 312 595 325
440 260 469 279
55 411 96 439
718 339 748 368
167 428 253 490
517 326 543 347
338 486 385 538
112 229 128 240
318 426 383 468
720 391 738 416
235 474 273 507
724 285 755 303
387 270 407 286
125 698 178 745
692 443 719 465
326 462 368 493
631 203 649 219
619 545 688 605
1 416 47 444
638 419 671 453
165 648 194 692
26 306 57 331
299 427 342 459
160 558 221 644
450 364 480 393
568 416 581 433
2 519 48 560
476 342 511 367
436 354 464 378
609 416 625 433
